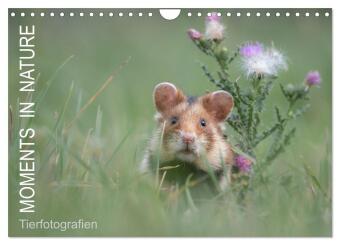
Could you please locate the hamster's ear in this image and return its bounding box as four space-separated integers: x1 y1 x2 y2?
153 82 185 113
201 90 234 122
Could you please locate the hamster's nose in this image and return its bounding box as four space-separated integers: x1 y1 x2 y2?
181 132 195 145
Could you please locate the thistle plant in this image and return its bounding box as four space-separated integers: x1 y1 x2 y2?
188 13 321 186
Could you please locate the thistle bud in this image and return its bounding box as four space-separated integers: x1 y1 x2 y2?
187 28 202 41
305 71 321 87
286 83 295 93
219 47 229 60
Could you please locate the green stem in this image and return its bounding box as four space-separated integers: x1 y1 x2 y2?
247 77 261 145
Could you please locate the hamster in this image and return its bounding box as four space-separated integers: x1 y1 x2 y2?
140 82 235 189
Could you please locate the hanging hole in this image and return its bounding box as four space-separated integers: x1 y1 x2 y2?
159 9 180 20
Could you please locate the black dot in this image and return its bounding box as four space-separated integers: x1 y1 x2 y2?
200 119 207 127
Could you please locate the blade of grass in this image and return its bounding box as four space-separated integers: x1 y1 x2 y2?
55 81 74 131
156 122 166 187
159 165 181 171
104 128 133 167
64 56 131 132
39 82 75 169
95 105 103 138
93 159 116 190
46 129 93 173
303 162 329 200
157 170 167 194
35 55 74 111
185 174 198 211
8 105 13 143
23 56 74 131
201 153 220 192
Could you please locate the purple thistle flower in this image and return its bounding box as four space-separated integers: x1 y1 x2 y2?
235 155 252 173
206 12 221 22
240 42 264 58
241 45 287 78
305 71 322 86
187 28 202 40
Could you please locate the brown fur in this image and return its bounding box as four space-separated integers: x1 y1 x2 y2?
140 82 235 189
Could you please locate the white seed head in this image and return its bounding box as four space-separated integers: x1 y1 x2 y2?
205 21 225 40
241 47 287 78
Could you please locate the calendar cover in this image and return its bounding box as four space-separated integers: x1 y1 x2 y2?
8 8 332 236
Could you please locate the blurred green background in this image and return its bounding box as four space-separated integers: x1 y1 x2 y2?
9 9 331 236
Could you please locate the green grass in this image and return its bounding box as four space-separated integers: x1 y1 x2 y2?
9 10 331 236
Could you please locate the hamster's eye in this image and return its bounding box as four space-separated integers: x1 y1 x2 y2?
170 116 178 125
200 119 207 127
